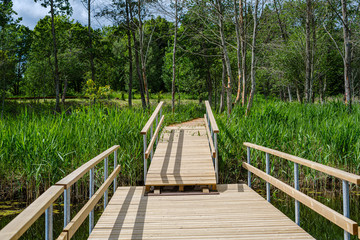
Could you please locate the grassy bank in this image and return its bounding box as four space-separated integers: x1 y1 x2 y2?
0 101 204 201
216 97 360 188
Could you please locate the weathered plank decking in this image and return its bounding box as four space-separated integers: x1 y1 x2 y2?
89 184 314 239
145 118 216 188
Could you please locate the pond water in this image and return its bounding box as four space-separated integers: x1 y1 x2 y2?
1 187 359 239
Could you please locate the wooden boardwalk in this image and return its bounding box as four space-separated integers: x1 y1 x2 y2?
145 118 216 189
89 184 314 239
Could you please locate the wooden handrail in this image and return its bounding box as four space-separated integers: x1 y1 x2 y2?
204 114 216 158
140 101 164 135
60 165 121 239
0 185 64 240
56 145 120 188
244 142 360 185
243 162 358 236
204 101 219 133
145 115 165 159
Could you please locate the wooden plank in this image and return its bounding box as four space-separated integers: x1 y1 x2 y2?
141 102 164 135
63 165 121 239
243 162 358 235
145 115 165 159
56 231 68 240
244 142 360 185
0 185 64 240
204 101 219 133
56 145 119 188
204 114 216 158
89 184 313 239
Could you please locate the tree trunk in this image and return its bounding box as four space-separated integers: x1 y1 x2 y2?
245 0 259 116
240 0 247 107
61 77 68 104
219 57 226 114
341 0 352 110
125 0 133 108
288 85 292 102
172 0 178 113
296 84 301 103
50 0 60 112
138 0 150 108
234 0 242 104
88 0 95 82
217 0 233 116
310 1 316 103
129 3 146 109
305 0 311 103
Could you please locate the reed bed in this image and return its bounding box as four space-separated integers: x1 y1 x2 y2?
216 97 360 189
0 102 204 201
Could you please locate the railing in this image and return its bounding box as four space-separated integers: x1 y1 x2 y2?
244 142 360 240
140 101 164 183
204 101 219 183
0 146 120 240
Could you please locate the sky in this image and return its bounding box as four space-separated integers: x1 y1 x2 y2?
12 0 172 30
12 0 111 30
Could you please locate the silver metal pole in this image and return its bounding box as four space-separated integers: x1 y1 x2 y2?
266 153 270 202
294 163 300 226
63 187 70 228
104 157 108 209
155 114 159 146
113 150 117 193
143 135 147 183
89 167 94 234
214 133 218 183
247 147 251 188
150 125 154 161
45 204 53 240
342 180 350 240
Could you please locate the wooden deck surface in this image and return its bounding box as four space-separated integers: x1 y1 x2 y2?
89 184 314 239
145 118 216 187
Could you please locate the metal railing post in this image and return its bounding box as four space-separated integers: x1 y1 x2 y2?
150 125 154 161
143 135 147 183
63 187 70 228
266 153 270 202
214 133 218 183
294 163 300 226
89 167 94 234
113 150 117 193
247 147 251 188
342 180 350 240
155 114 159 146
45 205 53 240
104 157 108 209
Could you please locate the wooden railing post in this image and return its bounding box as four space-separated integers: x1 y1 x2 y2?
266 153 270 202
294 163 300 226
45 205 53 240
89 167 94 234
64 187 71 228
247 147 251 188
104 157 108 209
343 180 350 240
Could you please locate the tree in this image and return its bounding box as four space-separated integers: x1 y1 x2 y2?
246 0 260 116
34 0 72 112
172 0 178 113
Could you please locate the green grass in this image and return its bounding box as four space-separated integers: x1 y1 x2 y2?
0 101 204 201
216 96 360 187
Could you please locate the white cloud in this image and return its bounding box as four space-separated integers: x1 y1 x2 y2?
12 0 111 30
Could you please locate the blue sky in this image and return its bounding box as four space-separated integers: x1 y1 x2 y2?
12 0 110 29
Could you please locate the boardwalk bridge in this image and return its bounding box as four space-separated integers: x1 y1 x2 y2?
1 101 360 240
